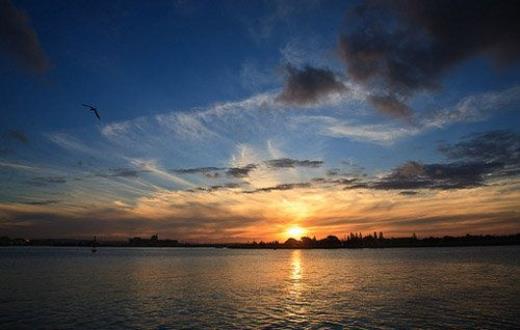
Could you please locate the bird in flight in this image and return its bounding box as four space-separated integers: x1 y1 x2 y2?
82 104 101 120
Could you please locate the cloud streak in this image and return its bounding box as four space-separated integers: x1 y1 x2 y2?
264 158 323 168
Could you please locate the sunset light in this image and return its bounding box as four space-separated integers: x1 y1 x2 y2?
287 226 306 239
1 0 519 328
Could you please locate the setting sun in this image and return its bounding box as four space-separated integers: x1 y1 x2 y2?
287 226 306 239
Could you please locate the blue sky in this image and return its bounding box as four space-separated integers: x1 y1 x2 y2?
1 0 519 240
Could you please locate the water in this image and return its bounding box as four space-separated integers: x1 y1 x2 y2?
1 246 519 329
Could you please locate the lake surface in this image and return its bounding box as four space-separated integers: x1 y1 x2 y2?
1 246 519 329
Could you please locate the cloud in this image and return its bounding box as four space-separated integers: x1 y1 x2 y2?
0 129 28 155
221 130 519 192
399 191 418 196
276 65 348 105
226 164 257 178
366 130 520 190
423 86 520 128
372 161 501 190
367 95 411 118
239 60 275 91
171 167 226 175
438 130 520 177
339 0 520 114
2 128 520 240
2 176 519 240
27 176 67 186
4 129 28 144
264 158 323 168
22 200 60 206
188 183 242 193
0 160 37 171
47 132 103 158
288 86 519 145
0 0 50 73
439 130 520 165
290 115 419 144
156 112 220 141
243 0 320 42
244 182 312 194
96 167 150 179
171 158 323 180
311 177 358 185
280 36 329 68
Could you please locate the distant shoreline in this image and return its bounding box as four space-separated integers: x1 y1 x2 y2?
2 233 519 249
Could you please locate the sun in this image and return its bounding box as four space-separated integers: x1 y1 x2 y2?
286 226 306 239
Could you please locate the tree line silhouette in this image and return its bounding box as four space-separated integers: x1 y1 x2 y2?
232 232 520 249
2 232 519 249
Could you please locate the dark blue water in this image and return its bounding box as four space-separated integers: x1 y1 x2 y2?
1 246 519 329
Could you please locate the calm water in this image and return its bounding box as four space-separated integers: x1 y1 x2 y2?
1 246 519 329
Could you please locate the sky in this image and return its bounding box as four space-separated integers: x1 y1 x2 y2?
0 0 519 242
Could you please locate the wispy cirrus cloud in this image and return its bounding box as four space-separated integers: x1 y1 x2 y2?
290 86 520 144
290 115 419 144
27 176 67 186
424 86 520 128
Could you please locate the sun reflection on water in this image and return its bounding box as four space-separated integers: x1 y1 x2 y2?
286 250 308 324
290 250 302 284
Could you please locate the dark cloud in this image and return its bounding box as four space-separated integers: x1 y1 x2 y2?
340 0 520 114
203 172 220 179
439 130 520 165
172 167 226 175
4 129 28 144
188 183 242 193
372 161 501 190
171 131 519 193
326 169 341 176
264 158 323 168
173 159 323 179
226 164 257 178
96 168 149 179
0 129 28 155
439 130 520 178
311 177 358 185
172 166 255 178
0 0 50 73
338 130 520 191
22 200 60 205
27 176 67 186
244 182 311 194
367 95 411 118
172 166 225 179
399 191 418 196
276 65 347 105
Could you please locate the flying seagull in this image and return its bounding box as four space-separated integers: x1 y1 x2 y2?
82 104 101 120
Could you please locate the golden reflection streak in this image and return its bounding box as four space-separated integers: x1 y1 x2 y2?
286 250 306 321
289 250 303 297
